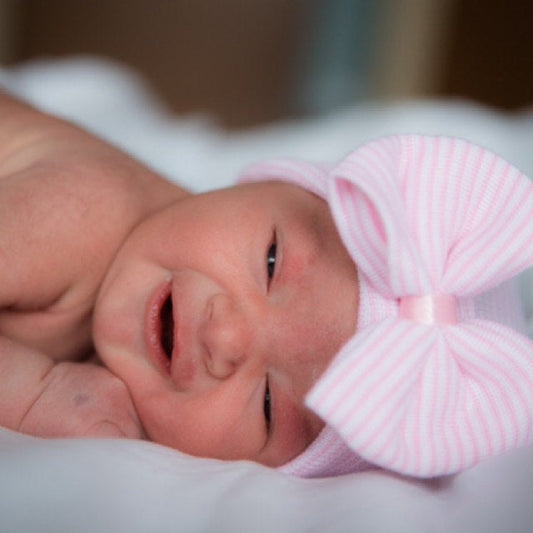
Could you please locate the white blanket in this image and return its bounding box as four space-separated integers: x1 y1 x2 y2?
1 427 532 533
1 57 532 533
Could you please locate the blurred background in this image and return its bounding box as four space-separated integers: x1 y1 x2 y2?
0 0 531 129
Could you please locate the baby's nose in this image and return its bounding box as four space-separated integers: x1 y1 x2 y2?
201 293 251 379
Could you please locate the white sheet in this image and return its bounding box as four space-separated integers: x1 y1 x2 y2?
1 57 532 533
0 428 532 533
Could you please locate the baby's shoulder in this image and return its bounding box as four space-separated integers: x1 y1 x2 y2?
0 151 138 301
0 114 168 310
0 92 184 359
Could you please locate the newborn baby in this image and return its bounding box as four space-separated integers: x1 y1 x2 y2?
1 90 532 479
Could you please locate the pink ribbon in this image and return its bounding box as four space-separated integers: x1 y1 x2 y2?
399 295 458 325
242 135 533 477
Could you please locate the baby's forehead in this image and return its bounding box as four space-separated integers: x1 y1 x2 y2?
186 180 307 213
232 179 329 211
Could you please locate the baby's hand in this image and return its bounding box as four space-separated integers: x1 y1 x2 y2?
18 362 144 440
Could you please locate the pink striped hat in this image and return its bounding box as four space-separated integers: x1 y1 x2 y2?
240 135 533 478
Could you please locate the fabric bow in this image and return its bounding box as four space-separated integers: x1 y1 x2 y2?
307 135 533 477
242 135 533 478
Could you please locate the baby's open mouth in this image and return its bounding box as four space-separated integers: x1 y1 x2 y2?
160 293 174 361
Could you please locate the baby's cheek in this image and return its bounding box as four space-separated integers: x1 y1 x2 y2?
283 246 319 285
258 390 323 467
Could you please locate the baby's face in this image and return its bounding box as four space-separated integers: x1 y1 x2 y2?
93 181 358 467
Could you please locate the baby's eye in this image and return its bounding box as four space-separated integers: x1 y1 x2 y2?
266 237 277 282
263 379 272 432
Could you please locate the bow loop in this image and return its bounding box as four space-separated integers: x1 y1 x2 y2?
307 317 533 477
328 140 432 298
327 136 533 300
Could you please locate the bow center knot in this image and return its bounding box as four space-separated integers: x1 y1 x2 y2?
399 294 457 325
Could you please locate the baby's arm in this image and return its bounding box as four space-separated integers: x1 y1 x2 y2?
0 336 143 439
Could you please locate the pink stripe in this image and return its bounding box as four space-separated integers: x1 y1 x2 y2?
310 322 410 420
448 326 531 451
311 322 416 427
325 327 434 455
447 165 533 293
353 347 431 466
371 332 458 473
344 330 431 444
